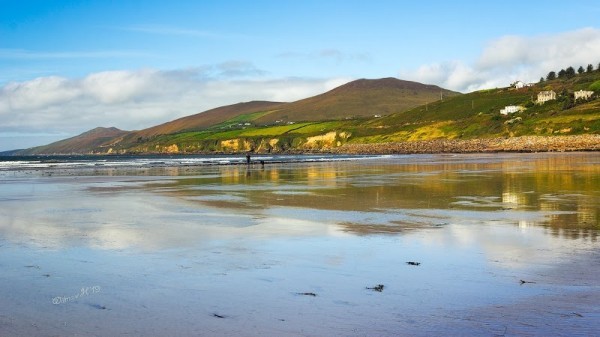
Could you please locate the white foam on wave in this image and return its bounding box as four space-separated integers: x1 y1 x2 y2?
0 154 394 171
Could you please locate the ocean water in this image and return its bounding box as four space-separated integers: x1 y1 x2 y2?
0 154 382 171
1 153 599 336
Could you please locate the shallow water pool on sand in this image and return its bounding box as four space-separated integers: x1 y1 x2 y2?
1 153 600 336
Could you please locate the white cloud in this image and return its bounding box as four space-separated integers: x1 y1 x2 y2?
82 69 160 104
2 76 81 110
0 67 351 149
402 27 600 92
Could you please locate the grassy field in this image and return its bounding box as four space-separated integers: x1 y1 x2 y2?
210 110 275 129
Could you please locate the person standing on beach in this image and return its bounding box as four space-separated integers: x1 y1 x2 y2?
246 153 251 165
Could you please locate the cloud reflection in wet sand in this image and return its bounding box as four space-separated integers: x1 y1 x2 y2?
1 153 600 336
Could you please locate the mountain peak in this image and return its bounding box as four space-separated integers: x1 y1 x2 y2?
254 77 460 124
332 77 447 92
82 127 124 135
19 127 129 155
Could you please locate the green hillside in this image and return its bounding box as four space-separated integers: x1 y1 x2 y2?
117 70 599 154
348 71 600 144
16 71 600 155
102 78 461 153
119 101 283 142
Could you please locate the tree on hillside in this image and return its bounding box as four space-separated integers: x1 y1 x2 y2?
557 69 566 79
560 89 574 110
566 66 576 78
546 71 556 81
587 64 594 73
539 77 544 83
578 66 585 74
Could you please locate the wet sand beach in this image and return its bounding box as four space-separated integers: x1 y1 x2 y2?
1 153 599 336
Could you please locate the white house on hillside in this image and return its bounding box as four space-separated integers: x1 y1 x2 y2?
511 80 533 89
574 90 594 101
537 90 556 104
500 105 524 115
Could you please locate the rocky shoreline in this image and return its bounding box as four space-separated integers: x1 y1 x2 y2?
333 135 600 154
7 135 600 157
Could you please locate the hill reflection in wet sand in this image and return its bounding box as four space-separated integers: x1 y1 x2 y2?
0 153 599 336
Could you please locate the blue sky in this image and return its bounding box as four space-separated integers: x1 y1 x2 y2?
1 0 600 151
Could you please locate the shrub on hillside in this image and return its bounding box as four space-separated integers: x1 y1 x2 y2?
589 80 600 92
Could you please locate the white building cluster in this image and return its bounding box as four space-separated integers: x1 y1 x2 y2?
574 90 594 101
537 90 556 104
501 80 597 115
500 105 524 115
511 80 533 89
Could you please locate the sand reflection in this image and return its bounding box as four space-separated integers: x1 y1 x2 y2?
2 153 599 251
1 153 600 336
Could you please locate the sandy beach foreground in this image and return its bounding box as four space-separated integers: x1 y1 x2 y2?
1 153 599 336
